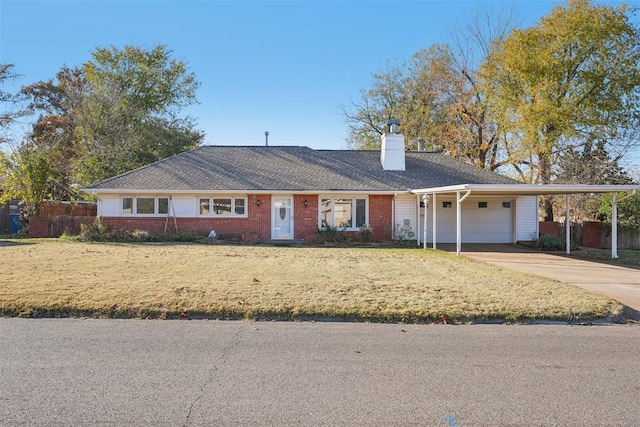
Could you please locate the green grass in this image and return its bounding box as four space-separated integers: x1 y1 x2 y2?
0 239 625 323
567 248 640 268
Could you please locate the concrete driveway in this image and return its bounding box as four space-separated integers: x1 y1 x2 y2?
446 244 640 320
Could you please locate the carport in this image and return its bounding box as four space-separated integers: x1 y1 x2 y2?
411 184 639 258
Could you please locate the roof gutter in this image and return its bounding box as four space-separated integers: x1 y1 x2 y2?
411 184 640 196
82 189 410 196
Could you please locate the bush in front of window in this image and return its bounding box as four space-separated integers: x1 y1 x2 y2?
72 218 204 243
164 230 202 242
312 226 352 245
359 224 374 242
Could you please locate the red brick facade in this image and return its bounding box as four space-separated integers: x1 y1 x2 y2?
104 195 271 241
102 194 394 242
368 195 393 241
293 195 318 241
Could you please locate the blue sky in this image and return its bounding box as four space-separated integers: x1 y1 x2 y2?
0 0 635 155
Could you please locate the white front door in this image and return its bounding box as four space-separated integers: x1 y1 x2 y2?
272 197 293 239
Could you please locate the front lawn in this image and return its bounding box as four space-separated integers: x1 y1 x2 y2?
0 239 624 323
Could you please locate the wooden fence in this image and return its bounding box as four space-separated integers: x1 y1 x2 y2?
28 201 97 237
602 229 640 250
543 221 640 249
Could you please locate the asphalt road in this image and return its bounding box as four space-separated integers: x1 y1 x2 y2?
1 319 639 426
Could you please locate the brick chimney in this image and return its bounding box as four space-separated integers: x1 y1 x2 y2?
380 119 405 171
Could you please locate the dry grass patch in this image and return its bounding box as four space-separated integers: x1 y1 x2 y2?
0 239 623 323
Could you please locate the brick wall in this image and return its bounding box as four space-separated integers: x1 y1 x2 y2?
104 195 271 241
369 195 393 241
101 193 395 242
293 195 318 241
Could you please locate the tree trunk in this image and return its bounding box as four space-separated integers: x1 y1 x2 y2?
538 151 554 222
543 197 554 222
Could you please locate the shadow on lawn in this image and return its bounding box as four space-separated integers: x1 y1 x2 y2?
0 240 35 247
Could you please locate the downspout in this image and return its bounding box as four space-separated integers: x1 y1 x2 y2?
392 193 396 240
456 190 472 256
612 190 636 259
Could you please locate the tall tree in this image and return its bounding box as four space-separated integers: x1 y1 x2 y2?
553 137 633 220
0 141 61 217
598 191 640 231
485 0 640 220
0 63 29 145
22 45 204 186
342 7 517 171
20 67 86 189
342 45 456 151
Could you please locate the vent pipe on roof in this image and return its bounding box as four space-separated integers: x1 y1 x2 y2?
388 119 400 134
265 131 269 147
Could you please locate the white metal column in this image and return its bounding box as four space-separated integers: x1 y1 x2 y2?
432 193 437 250
612 193 618 259
456 190 471 255
422 195 429 249
565 194 571 255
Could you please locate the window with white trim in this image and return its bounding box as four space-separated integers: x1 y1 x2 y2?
320 197 367 230
122 197 170 215
199 196 247 217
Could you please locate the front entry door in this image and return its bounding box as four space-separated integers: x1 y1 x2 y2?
272 197 293 239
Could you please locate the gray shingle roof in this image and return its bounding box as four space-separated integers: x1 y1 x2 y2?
86 146 518 192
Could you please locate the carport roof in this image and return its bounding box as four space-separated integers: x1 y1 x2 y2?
411 184 640 196
412 183 639 259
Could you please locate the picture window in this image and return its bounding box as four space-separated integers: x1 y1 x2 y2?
320 196 367 230
199 196 247 217
122 197 133 214
122 196 170 215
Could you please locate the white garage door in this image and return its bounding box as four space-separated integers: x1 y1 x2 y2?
423 198 513 243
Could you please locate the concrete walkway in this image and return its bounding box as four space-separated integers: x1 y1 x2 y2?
439 244 640 320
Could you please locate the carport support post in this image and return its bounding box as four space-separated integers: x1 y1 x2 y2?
432 193 437 250
565 194 571 255
611 190 637 259
456 191 462 255
422 194 429 249
456 190 472 256
612 193 618 259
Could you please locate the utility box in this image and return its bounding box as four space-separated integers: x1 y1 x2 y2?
9 213 22 234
